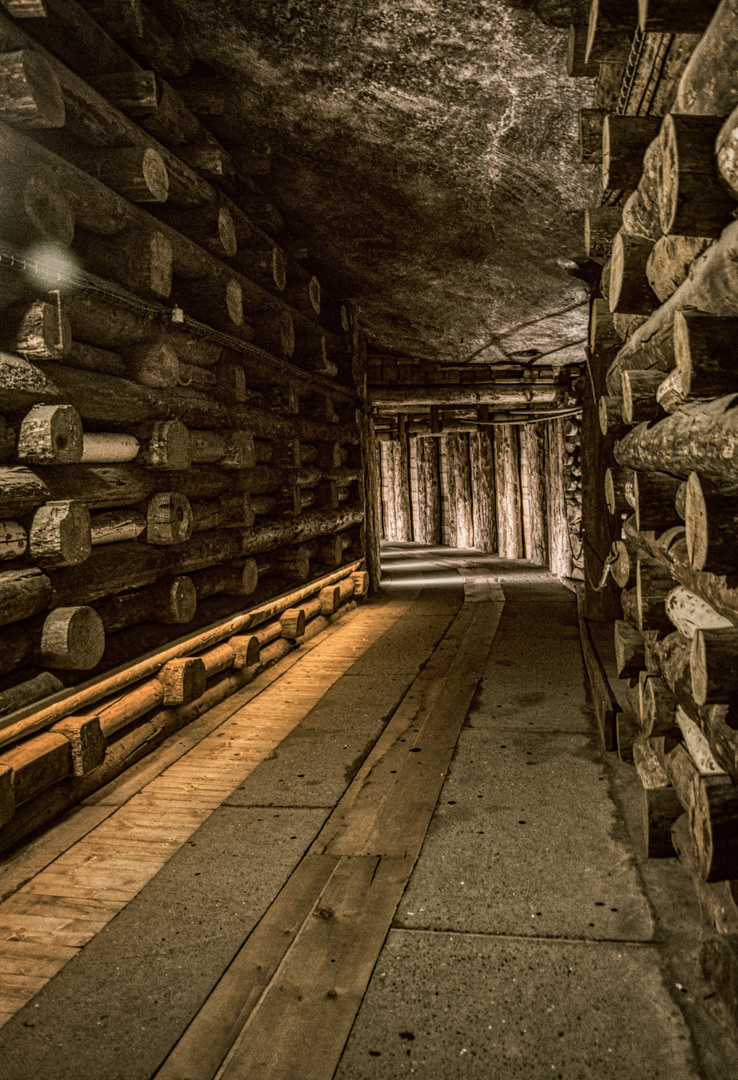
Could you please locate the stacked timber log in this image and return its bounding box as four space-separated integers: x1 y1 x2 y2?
569 1 738 1015
0 0 367 846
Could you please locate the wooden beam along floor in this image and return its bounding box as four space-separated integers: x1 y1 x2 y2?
0 545 734 1079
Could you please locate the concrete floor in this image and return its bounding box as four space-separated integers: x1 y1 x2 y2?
0 545 736 1078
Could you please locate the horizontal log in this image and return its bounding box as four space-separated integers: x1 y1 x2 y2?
610 538 636 589
622 136 662 242
614 618 645 677
0 298 71 362
599 394 628 436
622 369 663 424
0 670 63 718
636 556 675 632
633 734 681 858
604 465 634 514
605 219 738 394
0 729 70 805
633 469 682 532
369 385 560 408
0 9 211 206
90 508 146 545
0 561 363 751
638 0 720 33
646 235 712 303
0 48 65 129
603 115 661 191
586 2 634 65
658 114 734 238
615 395 738 485
691 628 738 705
685 471 738 573
94 574 197 633
665 585 733 640
29 499 91 566
36 604 105 670
674 309 738 398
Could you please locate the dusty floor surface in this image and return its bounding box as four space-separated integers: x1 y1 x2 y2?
0 544 735 1079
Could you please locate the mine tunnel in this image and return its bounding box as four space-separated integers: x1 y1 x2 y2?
0 1 738 1077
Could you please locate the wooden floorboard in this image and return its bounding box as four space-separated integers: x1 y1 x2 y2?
0 597 414 1029
217 856 413 1080
155 584 505 1080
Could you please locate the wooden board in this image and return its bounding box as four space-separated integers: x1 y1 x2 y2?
0 595 412 1026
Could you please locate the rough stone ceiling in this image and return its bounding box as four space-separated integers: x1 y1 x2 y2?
161 0 595 364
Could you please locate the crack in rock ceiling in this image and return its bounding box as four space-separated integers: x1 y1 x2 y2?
161 0 595 363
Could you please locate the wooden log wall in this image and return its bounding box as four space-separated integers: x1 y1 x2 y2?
568 0 738 1019
0 0 368 845
377 418 578 569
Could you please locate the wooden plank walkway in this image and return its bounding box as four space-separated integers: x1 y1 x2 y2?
0 593 417 1028
154 589 505 1080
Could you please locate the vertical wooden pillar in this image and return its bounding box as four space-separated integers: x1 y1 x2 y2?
379 439 397 540
408 436 420 540
360 409 382 591
445 433 474 548
519 423 548 566
438 436 456 546
494 424 523 558
396 413 413 541
379 436 411 542
545 418 573 578
469 429 497 553
415 436 441 544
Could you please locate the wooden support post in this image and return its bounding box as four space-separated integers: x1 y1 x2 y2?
494 424 523 559
444 433 473 548
545 417 571 578
414 435 441 545
518 423 547 567
468 428 496 553
51 714 105 776
157 657 207 705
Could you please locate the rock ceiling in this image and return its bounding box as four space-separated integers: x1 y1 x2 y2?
160 0 595 364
